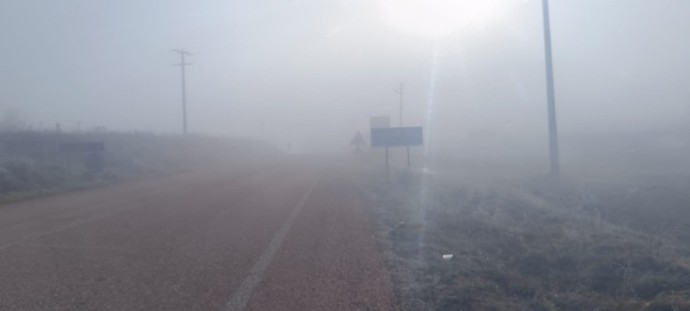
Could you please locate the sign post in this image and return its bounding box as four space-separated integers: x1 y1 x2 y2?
350 131 366 153
370 126 423 178
385 147 389 179
59 141 106 174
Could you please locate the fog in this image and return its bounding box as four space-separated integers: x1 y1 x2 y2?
1 0 689 159
3 3 690 308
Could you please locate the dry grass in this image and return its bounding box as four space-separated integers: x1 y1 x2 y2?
358 168 690 311
0 131 278 200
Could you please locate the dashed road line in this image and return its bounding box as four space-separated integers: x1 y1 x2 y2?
224 176 320 311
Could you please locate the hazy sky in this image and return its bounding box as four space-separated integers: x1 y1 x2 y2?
1 0 689 152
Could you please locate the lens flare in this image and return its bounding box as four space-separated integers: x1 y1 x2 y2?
379 0 506 39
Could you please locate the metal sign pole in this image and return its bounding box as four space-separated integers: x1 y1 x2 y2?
385 147 390 180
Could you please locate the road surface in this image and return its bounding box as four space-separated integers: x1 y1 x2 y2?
0 157 396 310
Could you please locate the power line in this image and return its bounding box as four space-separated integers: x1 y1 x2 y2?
172 49 192 134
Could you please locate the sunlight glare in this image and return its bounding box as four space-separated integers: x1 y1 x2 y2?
379 0 505 39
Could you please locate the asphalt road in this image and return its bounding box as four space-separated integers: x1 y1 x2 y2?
0 157 396 311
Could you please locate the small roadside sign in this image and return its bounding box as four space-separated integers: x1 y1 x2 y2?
59 141 106 174
350 131 366 152
370 116 391 129
351 131 366 146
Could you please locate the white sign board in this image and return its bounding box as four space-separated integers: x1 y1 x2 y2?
370 116 391 129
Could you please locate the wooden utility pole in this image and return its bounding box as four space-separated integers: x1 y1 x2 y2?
172 49 192 134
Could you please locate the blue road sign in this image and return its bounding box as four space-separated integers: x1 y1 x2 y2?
370 127 423 148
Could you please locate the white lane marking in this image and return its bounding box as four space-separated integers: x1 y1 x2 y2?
225 177 320 311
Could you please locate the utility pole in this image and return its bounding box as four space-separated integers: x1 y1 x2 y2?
172 49 192 134
393 82 411 167
393 82 404 126
541 0 560 176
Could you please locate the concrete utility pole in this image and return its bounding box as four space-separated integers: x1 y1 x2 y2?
172 49 192 134
393 82 404 126
541 0 560 176
393 82 411 167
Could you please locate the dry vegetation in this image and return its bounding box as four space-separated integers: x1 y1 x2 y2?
0 130 277 201
359 167 690 311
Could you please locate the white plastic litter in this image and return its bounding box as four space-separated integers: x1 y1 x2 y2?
442 254 454 260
